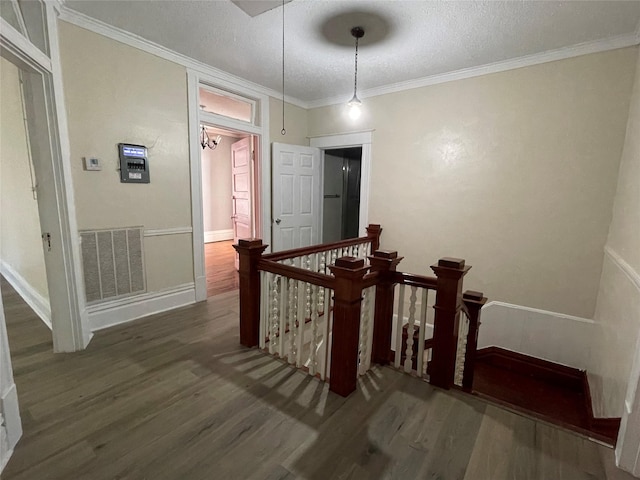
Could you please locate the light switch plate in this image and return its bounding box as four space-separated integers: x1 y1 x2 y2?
83 157 101 171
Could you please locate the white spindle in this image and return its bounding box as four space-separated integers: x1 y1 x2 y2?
394 284 405 368
279 276 288 359
259 271 267 349
404 286 417 373
296 281 307 367
319 287 331 380
309 283 319 375
269 274 280 355
417 289 428 378
359 286 374 375
455 311 470 386
288 276 298 365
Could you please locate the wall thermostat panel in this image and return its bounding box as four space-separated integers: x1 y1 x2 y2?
118 143 150 183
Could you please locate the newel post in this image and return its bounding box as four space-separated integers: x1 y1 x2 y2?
430 258 470 389
233 239 268 348
328 257 370 397
366 224 382 253
461 290 487 392
369 250 403 365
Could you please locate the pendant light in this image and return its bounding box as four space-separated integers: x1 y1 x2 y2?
347 26 365 120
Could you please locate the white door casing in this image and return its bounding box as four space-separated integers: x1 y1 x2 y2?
231 137 253 269
310 131 373 237
271 143 321 252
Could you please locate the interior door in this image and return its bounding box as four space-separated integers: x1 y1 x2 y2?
231 137 253 269
272 143 321 252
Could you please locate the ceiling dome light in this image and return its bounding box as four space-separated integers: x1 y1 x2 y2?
347 26 364 120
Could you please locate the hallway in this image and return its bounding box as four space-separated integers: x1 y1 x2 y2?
0 278 634 480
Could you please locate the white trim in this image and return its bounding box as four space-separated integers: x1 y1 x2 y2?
204 229 234 243
57 6 308 109
88 283 196 331
482 300 595 325
604 245 640 292
306 33 640 108
0 18 52 73
48 3 92 349
188 68 271 303
56 5 639 110
0 261 52 329
143 227 193 237
0 384 22 457
187 71 207 302
310 131 373 237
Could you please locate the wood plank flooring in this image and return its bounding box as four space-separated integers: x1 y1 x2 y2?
1 277 636 480
206 240 239 297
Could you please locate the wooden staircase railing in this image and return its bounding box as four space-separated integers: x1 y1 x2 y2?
234 224 486 397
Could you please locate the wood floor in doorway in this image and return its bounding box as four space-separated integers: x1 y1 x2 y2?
206 240 238 297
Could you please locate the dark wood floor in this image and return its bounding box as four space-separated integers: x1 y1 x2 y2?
206 240 238 297
1 278 635 480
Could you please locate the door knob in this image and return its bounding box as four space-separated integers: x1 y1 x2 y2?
275 218 281 225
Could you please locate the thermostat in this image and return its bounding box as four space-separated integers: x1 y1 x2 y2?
118 143 150 183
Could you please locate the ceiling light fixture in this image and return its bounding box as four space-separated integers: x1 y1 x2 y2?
347 26 365 121
200 125 222 150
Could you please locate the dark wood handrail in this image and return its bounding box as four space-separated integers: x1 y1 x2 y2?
392 271 438 290
257 259 335 289
263 235 373 262
362 271 380 289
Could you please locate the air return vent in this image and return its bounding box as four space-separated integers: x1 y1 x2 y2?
80 227 146 304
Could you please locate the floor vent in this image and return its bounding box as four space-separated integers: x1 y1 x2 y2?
80 227 146 304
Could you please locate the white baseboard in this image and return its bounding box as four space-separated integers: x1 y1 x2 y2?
204 229 234 243
478 301 593 370
0 260 52 330
88 283 196 331
1 383 22 459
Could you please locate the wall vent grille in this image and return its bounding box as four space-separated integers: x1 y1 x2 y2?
80 227 146 304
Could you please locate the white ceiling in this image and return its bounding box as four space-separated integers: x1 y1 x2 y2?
64 1 640 106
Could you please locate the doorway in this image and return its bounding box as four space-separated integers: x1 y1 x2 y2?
322 147 362 243
199 124 258 297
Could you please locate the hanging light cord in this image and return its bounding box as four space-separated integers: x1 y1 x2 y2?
353 34 359 97
281 0 286 135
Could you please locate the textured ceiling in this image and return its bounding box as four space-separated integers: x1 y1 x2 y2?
64 1 640 105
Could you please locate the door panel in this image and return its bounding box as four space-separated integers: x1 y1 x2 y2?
271 143 321 252
231 137 253 269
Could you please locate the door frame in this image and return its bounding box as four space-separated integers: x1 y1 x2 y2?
310 131 373 238
187 70 270 302
0 4 91 351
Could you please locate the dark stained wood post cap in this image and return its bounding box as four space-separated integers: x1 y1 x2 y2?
438 257 465 269
372 250 398 259
463 290 484 301
334 257 365 269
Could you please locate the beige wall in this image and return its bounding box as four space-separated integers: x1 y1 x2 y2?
590 49 640 418
0 58 49 302
202 134 239 234
58 22 193 292
308 47 637 319
269 97 308 146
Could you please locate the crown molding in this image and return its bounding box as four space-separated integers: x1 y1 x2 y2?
54 5 640 112
307 32 640 109
56 6 309 109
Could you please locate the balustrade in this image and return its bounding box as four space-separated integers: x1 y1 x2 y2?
234 224 486 397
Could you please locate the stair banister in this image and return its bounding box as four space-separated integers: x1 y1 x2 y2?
430 258 471 389
328 257 370 397
461 290 487 392
369 250 403 365
233 238 268 347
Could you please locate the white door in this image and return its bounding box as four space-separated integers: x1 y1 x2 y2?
272 143 321 252
231 137 253 269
